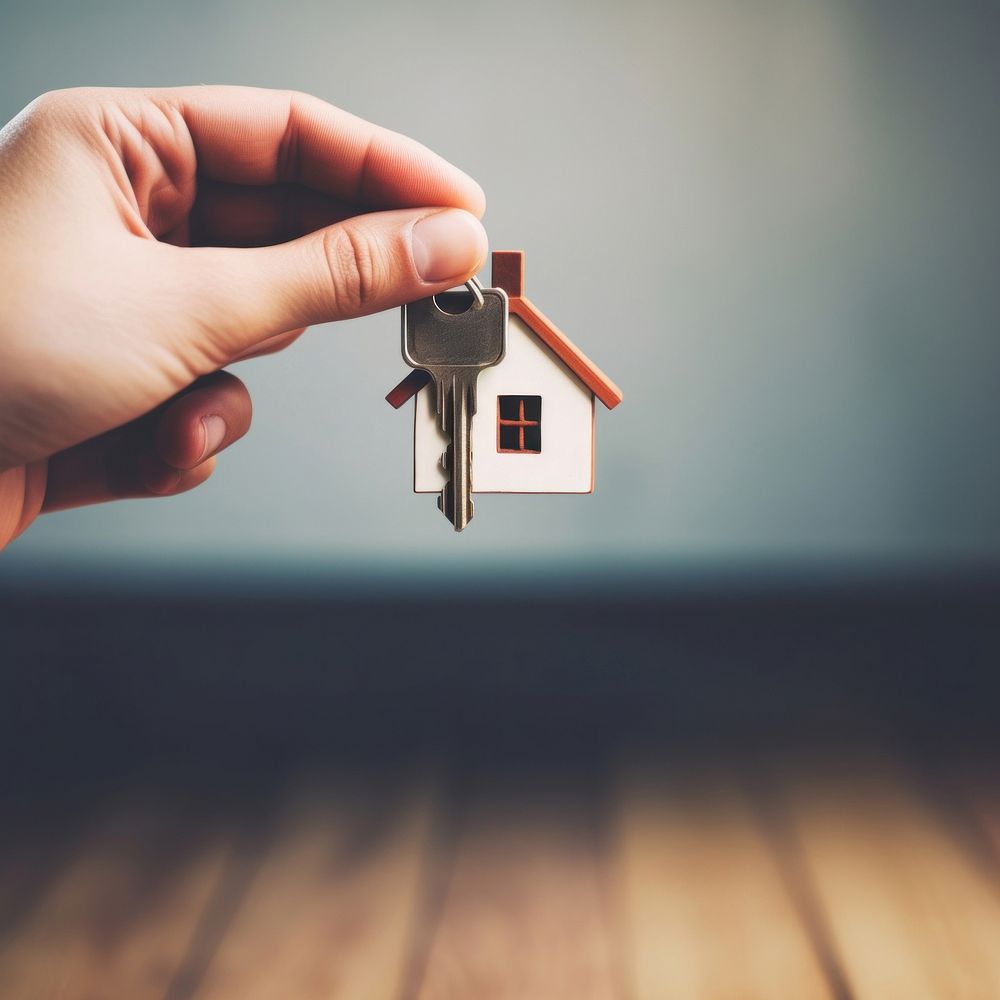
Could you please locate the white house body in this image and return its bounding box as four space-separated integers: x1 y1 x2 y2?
413 314 596 494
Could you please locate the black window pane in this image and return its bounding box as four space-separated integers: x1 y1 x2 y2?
523 424 542 452
522 396 542 422
498 396 521 420
499 425 521 451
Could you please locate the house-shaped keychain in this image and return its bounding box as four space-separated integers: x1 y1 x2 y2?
386 250 622 508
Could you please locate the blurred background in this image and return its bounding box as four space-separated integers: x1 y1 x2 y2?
1 3 1000 995
2 0 999 577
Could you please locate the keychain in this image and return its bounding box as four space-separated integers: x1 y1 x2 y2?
385 252 623 531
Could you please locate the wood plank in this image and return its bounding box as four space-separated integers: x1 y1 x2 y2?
190 777 435 1000
0 808 94 949
612 768 833 1000
414 785 620 1000
0 799 231 999
785 762 1000 999
960 764 1000 865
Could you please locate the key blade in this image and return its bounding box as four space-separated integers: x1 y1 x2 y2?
438 483 474 532
438 372 475 531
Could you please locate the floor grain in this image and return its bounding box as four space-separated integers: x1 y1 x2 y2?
189 777 435 1000
613 767 834 1000
414 784 620 1000
783 762 1000 1000
0 800 230 1000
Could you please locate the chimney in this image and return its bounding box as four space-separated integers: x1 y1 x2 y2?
492 251 524 298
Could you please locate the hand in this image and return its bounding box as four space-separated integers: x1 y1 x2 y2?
0 86 487 549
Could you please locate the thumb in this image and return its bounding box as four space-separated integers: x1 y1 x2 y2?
172 207 488 358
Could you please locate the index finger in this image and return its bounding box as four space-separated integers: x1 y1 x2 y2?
157 85 485 215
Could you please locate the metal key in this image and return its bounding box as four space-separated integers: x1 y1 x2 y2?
402 278 507 531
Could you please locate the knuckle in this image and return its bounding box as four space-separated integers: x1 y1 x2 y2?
13 90 71 132
26 87 97 118
28 88 74 113
13 88 114 138
320 226 379 316
281 88 311 106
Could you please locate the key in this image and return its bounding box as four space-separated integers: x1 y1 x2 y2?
402 279 508 531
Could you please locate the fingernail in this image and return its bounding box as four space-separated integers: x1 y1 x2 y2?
412 209 488 282
200 415 227 461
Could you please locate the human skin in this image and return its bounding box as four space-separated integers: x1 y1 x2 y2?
0 86 487 549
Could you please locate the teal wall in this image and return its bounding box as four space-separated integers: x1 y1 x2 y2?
2 0 998 574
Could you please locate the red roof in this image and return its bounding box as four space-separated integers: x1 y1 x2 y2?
385 251 623 410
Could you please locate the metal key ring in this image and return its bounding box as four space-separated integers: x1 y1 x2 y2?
465 276 485 309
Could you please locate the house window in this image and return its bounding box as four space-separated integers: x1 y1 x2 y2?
498 395 541 453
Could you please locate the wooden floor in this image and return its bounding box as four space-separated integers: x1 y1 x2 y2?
3 575 999 997
2 755 1000 999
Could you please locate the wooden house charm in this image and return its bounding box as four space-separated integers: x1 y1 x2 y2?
386 250 622 501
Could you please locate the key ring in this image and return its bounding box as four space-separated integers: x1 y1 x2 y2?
465 276 485 309
430 277 484 312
